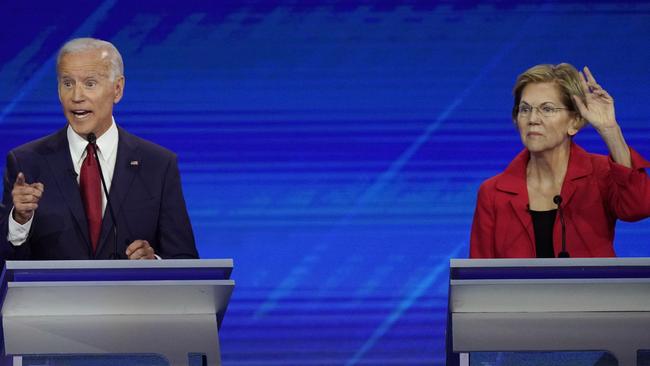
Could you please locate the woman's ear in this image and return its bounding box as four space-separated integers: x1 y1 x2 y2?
568 124 579 136
567 114 585 137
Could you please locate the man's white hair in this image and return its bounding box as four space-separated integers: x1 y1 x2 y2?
56 37 124 81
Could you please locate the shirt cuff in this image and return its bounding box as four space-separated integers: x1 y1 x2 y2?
7 207 33 246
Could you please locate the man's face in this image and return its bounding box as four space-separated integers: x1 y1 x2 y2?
57 49 124 138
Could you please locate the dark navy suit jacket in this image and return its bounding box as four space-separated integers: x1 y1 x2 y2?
0 126 198 261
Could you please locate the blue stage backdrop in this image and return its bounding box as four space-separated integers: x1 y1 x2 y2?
1 1 649 365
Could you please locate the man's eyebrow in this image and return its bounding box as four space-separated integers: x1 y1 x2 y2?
59 72 107 79
87 72 110 79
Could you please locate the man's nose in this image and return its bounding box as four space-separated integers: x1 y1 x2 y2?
71 84 85 102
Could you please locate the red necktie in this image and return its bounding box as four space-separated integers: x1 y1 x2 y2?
80 143 102 252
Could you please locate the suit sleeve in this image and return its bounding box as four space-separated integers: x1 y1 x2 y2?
469 181 496 258
1 152 19 260
0 152 29 261
607 147 650 222
155 154 199 259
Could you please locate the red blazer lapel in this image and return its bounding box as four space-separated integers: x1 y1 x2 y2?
560 142 593 206
496 148 535 254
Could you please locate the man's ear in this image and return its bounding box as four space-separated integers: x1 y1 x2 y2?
113 76 125 104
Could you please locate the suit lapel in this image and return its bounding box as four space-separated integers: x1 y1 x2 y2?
96 127 140 254
43 128 92 251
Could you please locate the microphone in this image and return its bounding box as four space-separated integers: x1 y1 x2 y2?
87 133 122 259
553 195 570 258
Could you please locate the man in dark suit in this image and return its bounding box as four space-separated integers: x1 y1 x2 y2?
0 38 198 260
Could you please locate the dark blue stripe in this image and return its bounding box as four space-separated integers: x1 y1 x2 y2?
10 267 231 282
451 266 650 280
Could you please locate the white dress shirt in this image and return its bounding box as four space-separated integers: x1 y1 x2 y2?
8 119 119 246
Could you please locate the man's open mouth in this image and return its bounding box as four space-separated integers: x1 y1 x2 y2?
71 110 92 119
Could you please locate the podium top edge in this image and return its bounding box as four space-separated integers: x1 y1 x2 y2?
7 279 236 287
450 257 650 268
5 259 233 270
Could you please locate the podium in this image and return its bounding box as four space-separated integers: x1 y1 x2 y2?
447 258 650 366
0 259 234 366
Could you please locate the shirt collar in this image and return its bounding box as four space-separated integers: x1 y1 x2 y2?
67 117 119 164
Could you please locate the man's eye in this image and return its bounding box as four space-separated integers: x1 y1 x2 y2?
86 81 97 87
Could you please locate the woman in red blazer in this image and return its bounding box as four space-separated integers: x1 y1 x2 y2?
470 63 650 258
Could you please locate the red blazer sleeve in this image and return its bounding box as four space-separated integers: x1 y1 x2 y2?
469 180 496 258
607 147 650 222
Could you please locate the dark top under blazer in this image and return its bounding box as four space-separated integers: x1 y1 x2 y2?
470 142 650 258
0 126 199 261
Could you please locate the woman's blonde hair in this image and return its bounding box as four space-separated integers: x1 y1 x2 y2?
512 63 586 129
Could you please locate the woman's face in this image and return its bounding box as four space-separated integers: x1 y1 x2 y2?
515 82 578 154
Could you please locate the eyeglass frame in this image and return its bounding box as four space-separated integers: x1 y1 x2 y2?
516 102 570 119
